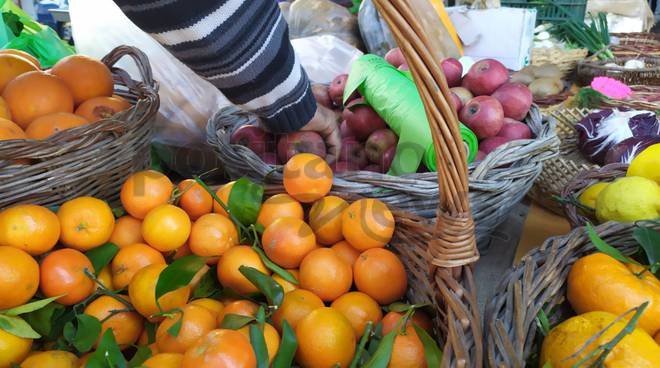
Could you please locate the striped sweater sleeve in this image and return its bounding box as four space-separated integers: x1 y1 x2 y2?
113 0 317 133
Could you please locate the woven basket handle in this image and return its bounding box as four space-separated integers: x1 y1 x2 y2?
372 0 478 267
101 45 157 92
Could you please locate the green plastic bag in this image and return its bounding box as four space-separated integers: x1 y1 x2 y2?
0 0 74 68
343 55 477 176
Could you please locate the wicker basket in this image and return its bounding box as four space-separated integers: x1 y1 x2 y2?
0 46 159 209
484 220 658 367
576 55 660 86
531 47 588 78
610 32 660 57
560 163 628 227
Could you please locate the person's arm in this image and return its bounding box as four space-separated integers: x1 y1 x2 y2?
113 0 317 135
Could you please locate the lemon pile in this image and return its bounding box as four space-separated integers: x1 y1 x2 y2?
578 143 660 223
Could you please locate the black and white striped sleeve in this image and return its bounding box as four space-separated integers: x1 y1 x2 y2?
113 0 317 133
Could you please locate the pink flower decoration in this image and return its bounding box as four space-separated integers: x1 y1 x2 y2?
591 76 632 99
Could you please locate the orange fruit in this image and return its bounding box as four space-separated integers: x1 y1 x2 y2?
156 304 216 353
309 196 348 245
342 198 395 250
0 54 39 93
389 329 427 368
283 153 333 203
40 248 95 305
220 300 259 325
182 329 256 368
331 291 383 338
190 298 224 321
331 240 361 267
50 54 113 105
57 196 115 251
178 179 213 220
25 112 88 140
0 97 12 120
0 117 25 140
272 289 324 332
0 204 59 255
121 170 174 219
20 350 79 368
295 307 356 367
238 323 280 364
97 265 113 290
299 248 352 302
2 71 73 128
128 264 191 321
256 193 304 228
111 243 166 290
142 204 191 252
354 248 407 305
0 49 40 68
84 295 143 349
381 311 433 336
143 353 184 368
189 213 238 262
262 217 317 269
0 323 32 367
273 269 299 294
0 246 39 309
109 215 144 248
212 181 235 216
216 245 270 294
75 96 130 122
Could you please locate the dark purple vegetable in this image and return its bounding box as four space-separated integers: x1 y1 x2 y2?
576 109 660 165
604 135 660 164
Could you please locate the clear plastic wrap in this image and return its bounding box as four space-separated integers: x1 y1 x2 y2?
291 35 363 84
358 0 397 56
282 0 363 49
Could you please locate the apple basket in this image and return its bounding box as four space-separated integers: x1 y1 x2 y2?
0 46 159 209
208 64 559 248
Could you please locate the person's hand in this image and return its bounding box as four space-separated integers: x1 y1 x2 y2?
299 105 342 164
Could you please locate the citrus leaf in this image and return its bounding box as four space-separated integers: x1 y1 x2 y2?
255 306 266 326
272 320 297 368
350 321 373 368
587 224 641 266
155 255 206 309
24 302 66 338
86 329 127 368
112 207 126 218
228 177 264 226
386 302 413 313
250 323 269 368
413 323 443 367
128 345 152 368
239 266 284 307
192 267 221 299
144 320 157 345
2 295 63 316
536 309 551 336
362 326 397 368
166 309 184 337
542 362 553 368
86 243 120 276
366 322 383 358
220 314 255 330
0 314 40 338
252 246 298 285
633 226 660 267
63 314 102 353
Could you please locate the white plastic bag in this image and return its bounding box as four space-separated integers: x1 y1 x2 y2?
292 35 363 84
69 0 230 149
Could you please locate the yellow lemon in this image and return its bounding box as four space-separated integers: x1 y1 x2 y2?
0 326 32 368
628 143 660 185
595 176 660 222
541 311 660 368
578 182 609 209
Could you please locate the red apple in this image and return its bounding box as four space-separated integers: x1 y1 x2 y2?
450 92 463 112
381 145 396 172
497 118 532 140
363 164 382 173
491 82 533 120
385 48 406 68
475 150 486 162
480 136 513 154
459 96 504 139
312 84 333 109
339 137 368 169
331 161 361 173
441 58 463 87
277 131 326 163
462 58 509 96
342 98 387 140
230 125 275 156
450 87 473 106
262 152 278 165
365 129 398 164
339 120 355 139
328 74 348 107
398 63 409 71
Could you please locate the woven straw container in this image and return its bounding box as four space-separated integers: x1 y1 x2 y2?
277 0 485 365
531 47 588 78
0 46 159 209
485 220 658 367
576 55 660 86
610 32 660 57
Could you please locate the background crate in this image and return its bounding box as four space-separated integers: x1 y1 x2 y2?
501 0 587 25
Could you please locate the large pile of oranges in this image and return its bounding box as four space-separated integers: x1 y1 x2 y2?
0 49 131 143
0 153 437 367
